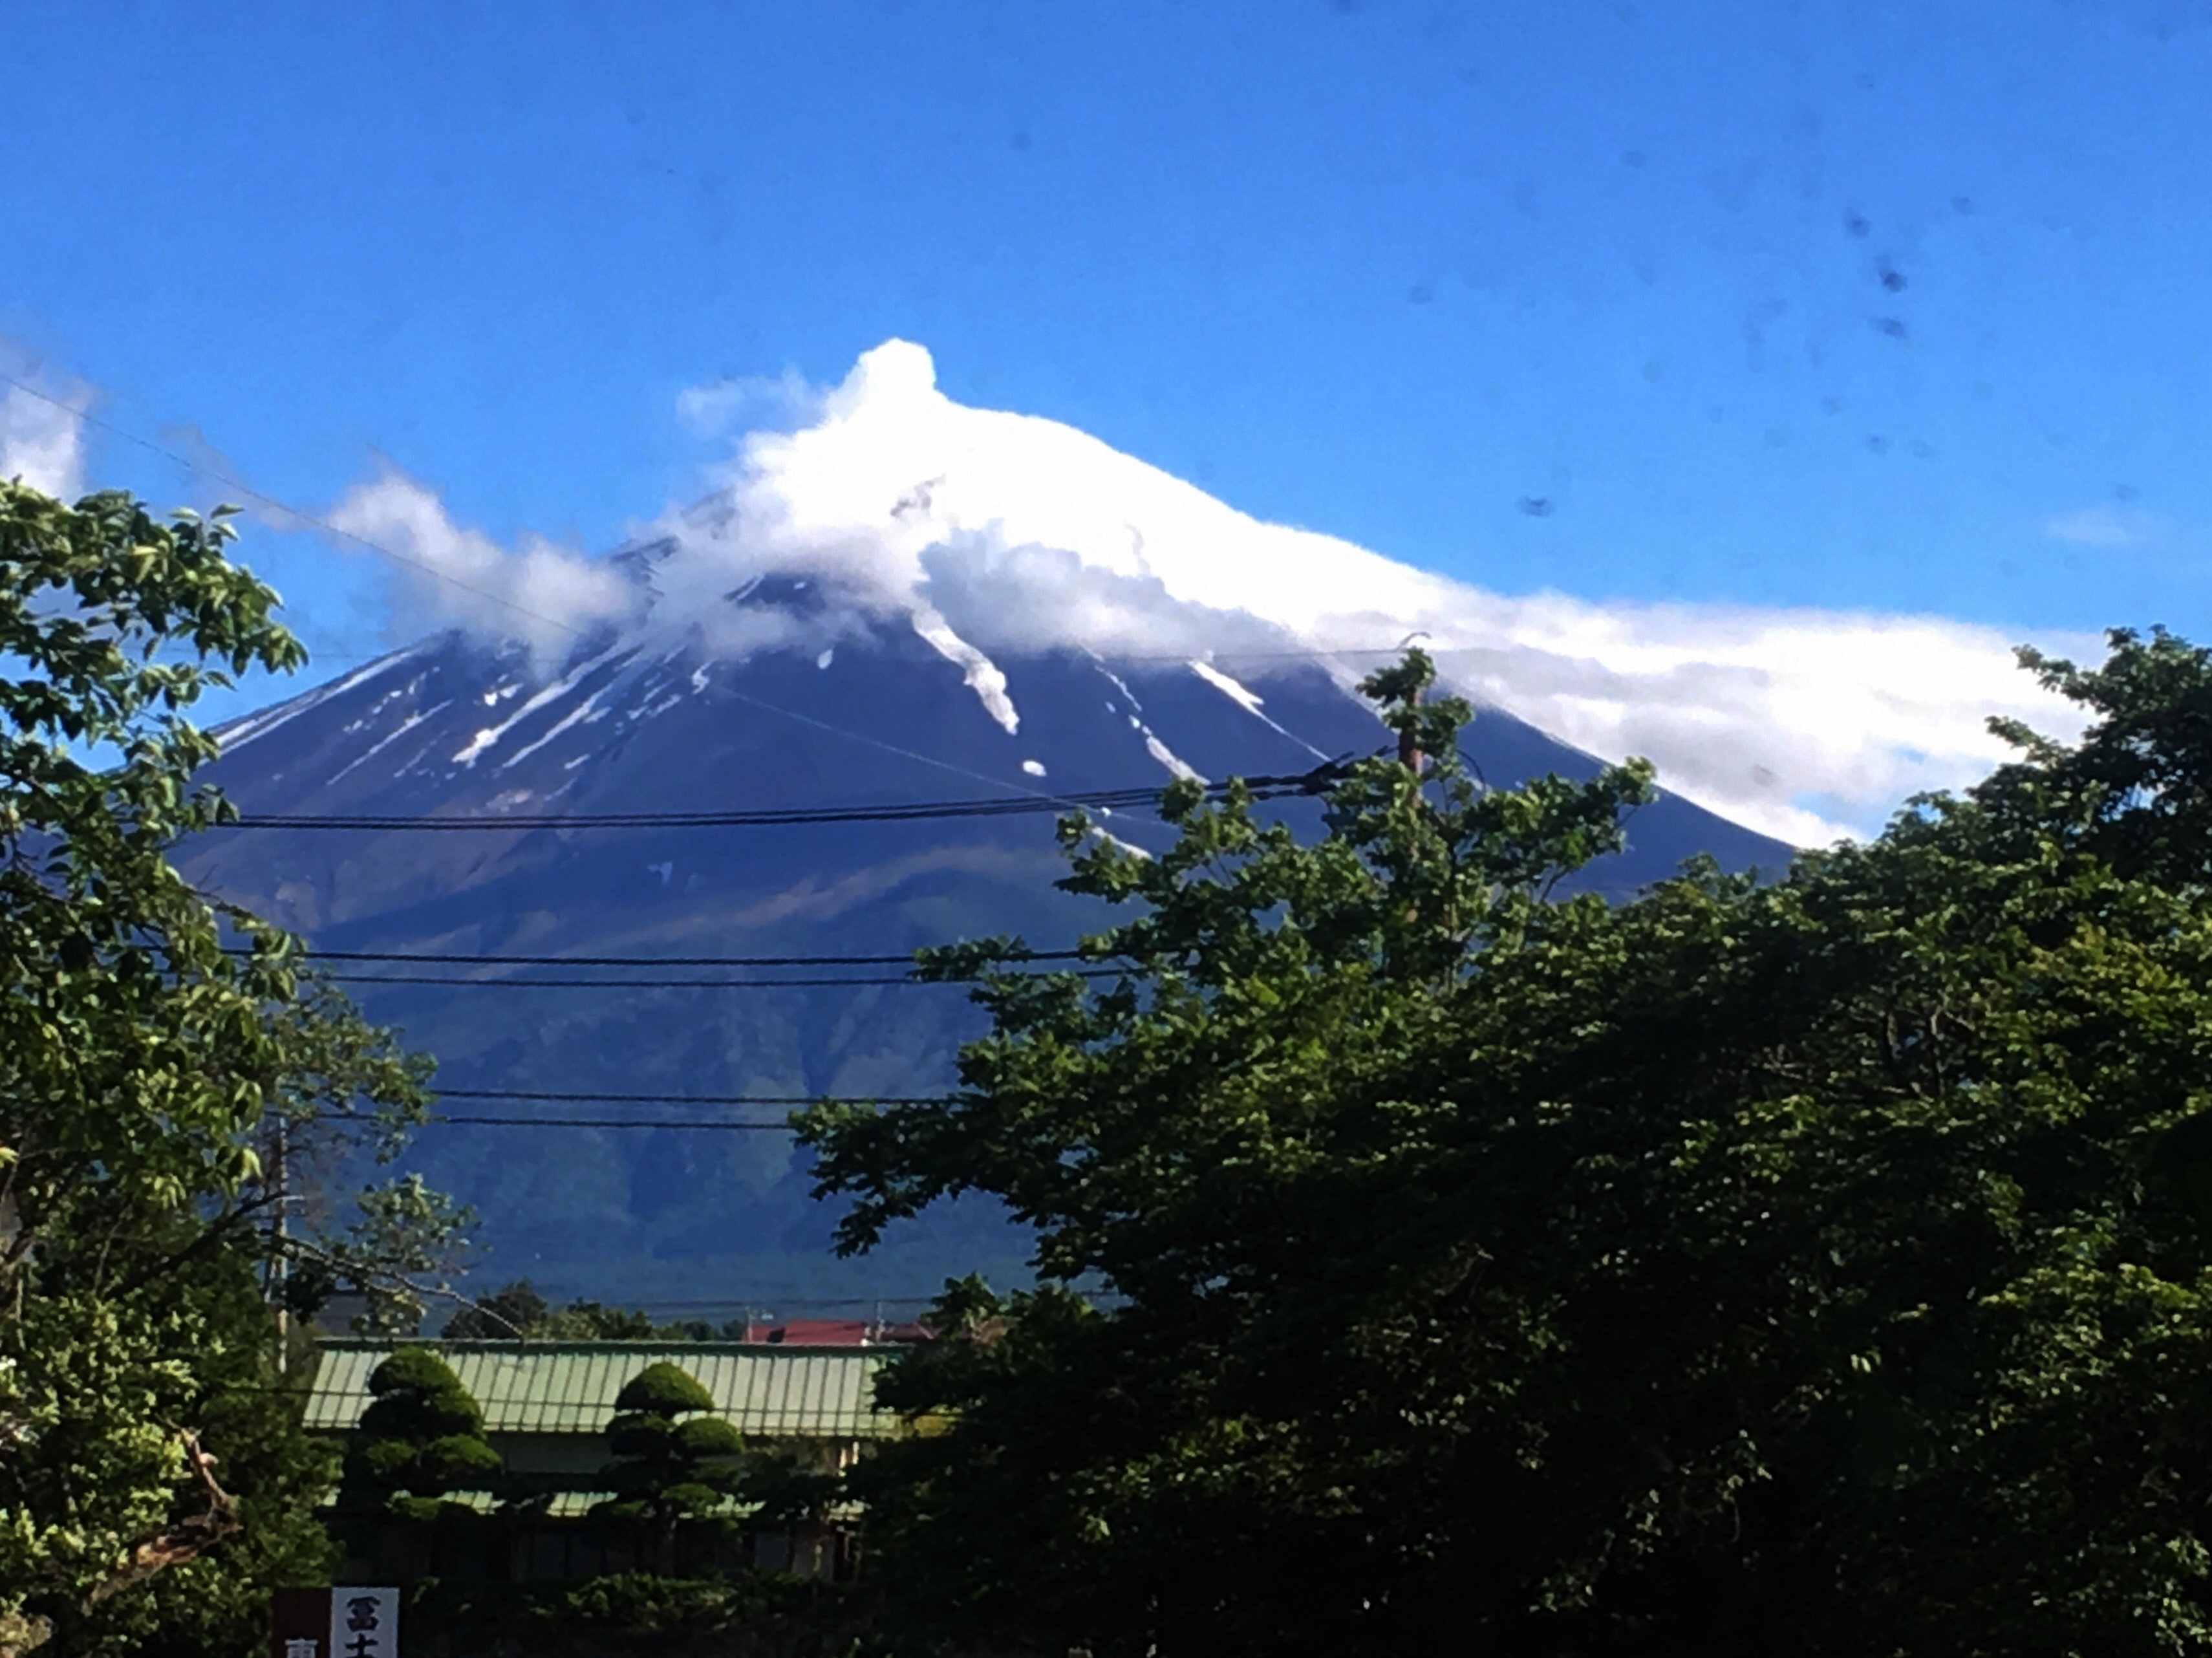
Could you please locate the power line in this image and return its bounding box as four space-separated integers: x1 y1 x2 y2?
229 946 1090 967
624 1297 952 1310
422 1086 970 1126
326 968 1118 989
434 1116 799 1130
217 796 1146 830
431 1089 950 1104
202 770 1338 832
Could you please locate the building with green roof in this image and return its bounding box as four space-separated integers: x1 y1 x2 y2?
308 1339 899 1580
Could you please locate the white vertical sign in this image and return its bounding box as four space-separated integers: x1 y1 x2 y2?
328 1587 398 1658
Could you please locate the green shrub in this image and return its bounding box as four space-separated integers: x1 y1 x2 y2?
340 1345 503 1516
402 1570 838 1648
597 1361 745 1571
614 1360 716 1415
369 1346 470 1396
562 1570 735 1629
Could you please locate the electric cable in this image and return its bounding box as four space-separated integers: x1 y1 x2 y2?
203 768 1339 832
429 1089 950 1104
433 1116 799 1130
227 947 1091 967
323 967 1119 989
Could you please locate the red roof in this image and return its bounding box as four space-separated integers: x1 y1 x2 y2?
742 1318 930 1346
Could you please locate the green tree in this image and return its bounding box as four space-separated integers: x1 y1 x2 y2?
597 1361 745 1572
802 636 2212 1657
56 1225 343 1658
441 1277 667 1340
555 1300 658 1340
439 1278 553 1339
0 480 464 1652
337 1346 502 1523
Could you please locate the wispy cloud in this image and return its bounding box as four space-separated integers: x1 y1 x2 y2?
154 421 321 533
0 356 91 499
2045 502 2166 549
322 470 640 663
674 368 822 438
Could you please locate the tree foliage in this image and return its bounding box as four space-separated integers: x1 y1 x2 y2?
803 634 2212 1657
337 1346 502 1524
441 1277 692 1341
0 480 462 1651
597 1362 746 1569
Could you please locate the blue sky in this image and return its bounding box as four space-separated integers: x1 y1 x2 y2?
5 0 2211 821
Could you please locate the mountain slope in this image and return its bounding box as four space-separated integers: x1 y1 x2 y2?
182 608 1790 1317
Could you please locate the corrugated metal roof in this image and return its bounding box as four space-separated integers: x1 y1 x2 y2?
431 1491 864 1522
304 1340 896 1441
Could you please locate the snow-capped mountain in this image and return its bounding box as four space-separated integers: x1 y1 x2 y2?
182 600 1788 1315
326 340 2085 852
169 336 1922 1311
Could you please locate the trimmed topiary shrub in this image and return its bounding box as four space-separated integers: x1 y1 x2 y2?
616 1360 718 1416
341 1346 503 1523
597 1362 745 1571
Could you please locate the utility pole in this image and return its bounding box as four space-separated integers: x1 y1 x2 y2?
269 1117 290 1376
1397 630 1428 777
1399 682 1424 776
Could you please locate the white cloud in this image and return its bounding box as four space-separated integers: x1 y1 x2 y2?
674 368 822 438
329 339 2095 846
2045 502 2165 549
321 471 640 664
0 367 91 499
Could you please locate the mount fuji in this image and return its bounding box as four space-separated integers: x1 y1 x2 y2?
172 341 1861 1315
181 627 1787 1317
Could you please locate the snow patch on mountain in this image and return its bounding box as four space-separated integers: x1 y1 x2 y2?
217 647 428 755
1189 660 1331 760
910 608 1018 735
327 698 453 786
500 687 612 770
1188 659 1266 717
452 645 625 768
1143 733 1205 784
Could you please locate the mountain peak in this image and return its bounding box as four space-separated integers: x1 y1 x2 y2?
327 339 2085 847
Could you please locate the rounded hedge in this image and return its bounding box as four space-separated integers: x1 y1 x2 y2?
345 1438 416 1485
672 1416 744 1459
658 1480 729 1518
343 1345 503 1508
367 1346 464 1396
418 1434 505 1489
360 1386 482 1443
606 1412 676 1461
599 1361 746 1523
614 1361 715 1416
